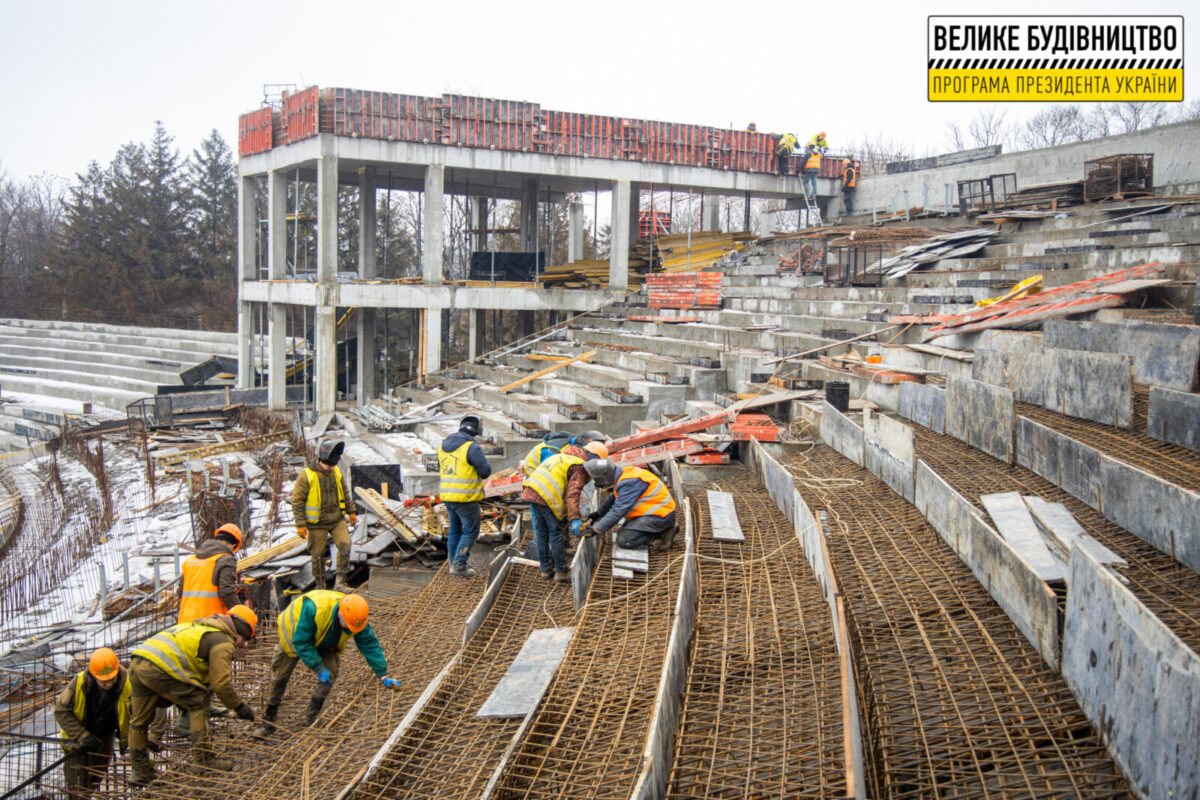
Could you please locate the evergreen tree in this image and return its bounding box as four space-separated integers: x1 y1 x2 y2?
187 128 236 280
145 121 187 279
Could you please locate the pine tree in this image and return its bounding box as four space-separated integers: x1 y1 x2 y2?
187 128 236 280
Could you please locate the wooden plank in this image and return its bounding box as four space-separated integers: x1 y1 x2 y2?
614 559 649 573
762 326 902 366
980 492 1067 582
153 430 291 466
353 487 423 543
612 566 636 579
476 627 575 718
706 490 745 542
499 350 597 393
236 538 307 572
1086 278 1171 294
904 343 974 362
1023 496 1126 566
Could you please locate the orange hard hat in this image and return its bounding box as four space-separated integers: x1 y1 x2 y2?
215 523 243 552
583 441 609 460
229 604 258 638
338 594 369 633
89 648 120 680
819 131 826 137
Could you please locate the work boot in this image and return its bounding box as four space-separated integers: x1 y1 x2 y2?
333 571 350 593
650 527 676 552
449 563 477 578
129 749 156 785
305 696 326 727
554 569 570 583
251 704 278 739
540 568 553 580
191 733 233 772
174 709 190 737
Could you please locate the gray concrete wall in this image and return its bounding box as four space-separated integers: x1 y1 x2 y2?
972 348 1134 429
945 376 1014 464
1043 320 1200 393
857 119 1200 214
819 401 865 466
1147 386 1200 453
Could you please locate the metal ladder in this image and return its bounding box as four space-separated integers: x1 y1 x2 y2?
801 189 821 228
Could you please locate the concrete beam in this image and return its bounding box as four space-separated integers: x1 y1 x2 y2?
243 280 626 312
568 203 583 263
423 165 444 285
236 175 258 389
609 180 631 290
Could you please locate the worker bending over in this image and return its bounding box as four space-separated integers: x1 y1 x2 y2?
583 459 678 551
523 440 609 581
775 133 799 175
522 430 605 475
293 439 357 592
808 131 829 153
253 591 400 738
55 647 130 796
438 416 493 577
127 606 258 784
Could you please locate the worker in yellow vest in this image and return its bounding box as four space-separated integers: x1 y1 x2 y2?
437 416 493 577
583 459 678 551
775 132 799 175
54 647 131 796
127 606 257 784
291 439 357 592
252 591 400 738
522 441 609 581
521 430 606 475
841 160 857 214
808 131 829 153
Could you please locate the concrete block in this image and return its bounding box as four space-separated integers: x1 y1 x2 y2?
1063 546 1200 800
819 401 864 467
1043 319 1200 392
1099 455 1200 573
1015 416 1104 510
897 382 945 434
1146 386 1200 453
945 375 1014 464
1041 348 1133 429
915 460 1060 669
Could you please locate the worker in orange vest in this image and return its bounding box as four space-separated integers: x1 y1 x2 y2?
842 160 857 214
582 459 678 551
802 143 822 198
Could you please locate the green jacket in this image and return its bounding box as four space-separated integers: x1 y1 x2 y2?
286 594 389 678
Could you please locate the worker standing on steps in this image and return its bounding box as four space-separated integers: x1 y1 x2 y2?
521 430 606 475
292 440 357 592
523 441 609 582
252 591 400 738
54 647 131 796
126 605 258 785
775 132 799 176
583 459 678 551
802 142 822 199
438 416 493 577
841 160 857 214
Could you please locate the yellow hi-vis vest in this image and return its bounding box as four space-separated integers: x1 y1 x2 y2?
304 466 345 524
777 133 798 155
59 669 131 750
618 466 677 519
524 453 584 520
179 553 228 624
438 441 483 502
132 622 224 690
522 442 559 475
278 590 351 658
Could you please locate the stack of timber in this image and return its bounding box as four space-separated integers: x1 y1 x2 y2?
647 272 723 310
654 231 754 272
539 260 646 289
1001 180 1085 210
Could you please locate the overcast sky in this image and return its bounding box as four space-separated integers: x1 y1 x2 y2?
0 0 1194 182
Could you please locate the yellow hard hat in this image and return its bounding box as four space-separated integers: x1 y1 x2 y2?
338 594 369 633
89 648 120 680
229 605 258 638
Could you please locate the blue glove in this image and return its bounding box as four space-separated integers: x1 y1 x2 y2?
381 676 402 689
316 668 332 685
569 519 582 536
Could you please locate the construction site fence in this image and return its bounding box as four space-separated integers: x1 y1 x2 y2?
239 87 858 180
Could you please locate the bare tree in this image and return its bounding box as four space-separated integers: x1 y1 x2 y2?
0 166 24 276
1173 97 1200 122
1106 101 1171 133
1019 104 1087 149
844 133 916 177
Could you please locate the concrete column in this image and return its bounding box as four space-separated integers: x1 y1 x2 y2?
743 191 752 232
267 170 288 410
608 180 631 290
468 309 485 361
357 167 377 402
316 147 338 285
629 182 642 241
568 202 584 263
422 165 444 285
471 196 488 253
703 195 720 232
315 144 339 414
520 179 539 252
315 305 337 415
423 308 442 375
236 175 257 388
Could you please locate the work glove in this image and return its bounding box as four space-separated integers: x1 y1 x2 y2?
569 519 582 536
316 668 333 685
580 524 597 539
381 676 402 690
297 526 308 539
587 511 601 523
234 703 255 722
349 514 358 527
79 734 100 751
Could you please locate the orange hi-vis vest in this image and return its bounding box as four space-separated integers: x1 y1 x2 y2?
805 149 822 172
617 466 677 519
844 167 857 188
179 553 229 624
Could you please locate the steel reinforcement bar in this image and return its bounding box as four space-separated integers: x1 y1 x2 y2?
781 444 1129 799
665 465 846 799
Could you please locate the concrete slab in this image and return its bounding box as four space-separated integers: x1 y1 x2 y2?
1100 455 1200 573
945 376 1014 464
897 382 946 434
1042 348 1133 429
1043 319 1200 392
971 349 1046 404
476 627 575 719
980 492 1066 582
1015 416 1105 510
1023 496 1125 567
705 490 744 542
1146 386 1200 453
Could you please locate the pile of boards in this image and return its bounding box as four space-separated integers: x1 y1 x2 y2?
652 231 755 272
872 228 998 280
539 260 646 289
647 272 723 310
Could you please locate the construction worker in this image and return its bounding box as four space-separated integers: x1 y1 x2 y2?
583 458 678 551
437 415 493 577
252 591 399 738
775 132 799 175
522 440 609 581
842 160 857 214
802 143 822 198
54 647 130 796
292 439 357 592
746 121 757 132
808 131 829 154
522 430 606 475
127 605 258 784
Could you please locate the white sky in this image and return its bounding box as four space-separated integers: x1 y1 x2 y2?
0 0 1194 182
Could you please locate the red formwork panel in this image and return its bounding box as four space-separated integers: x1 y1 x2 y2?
281 86 320 144
238 107 274 157
819 155 855 179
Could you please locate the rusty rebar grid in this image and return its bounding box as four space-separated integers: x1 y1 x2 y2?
666 466 846 799
782 445 1129 799
910 424 1200 659
490 539 682 799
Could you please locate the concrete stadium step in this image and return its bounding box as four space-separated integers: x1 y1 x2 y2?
0 349 185 387
0 414 58 442
0 373 146 413
444 376 651 440
0 331 231 370
978 230 1200 259
928 243 1200 276
0 360 158 396
0 319 237 357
